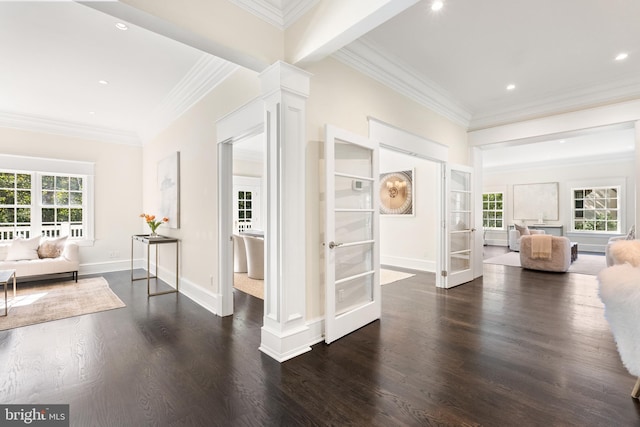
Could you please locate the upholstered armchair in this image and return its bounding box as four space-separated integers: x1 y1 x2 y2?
243 235 264 280
598 264 640 398
508 225 545 252
232 235 247 273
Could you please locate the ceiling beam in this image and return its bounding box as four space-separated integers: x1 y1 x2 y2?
285 0 419 66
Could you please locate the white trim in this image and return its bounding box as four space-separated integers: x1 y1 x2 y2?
483 151 634 174
381 255 435 272
227 0 319 29
335 38 472 128
140 55 239 143
0 154 94 176
0 111 140 146
369 117 448 162
468 99 640 147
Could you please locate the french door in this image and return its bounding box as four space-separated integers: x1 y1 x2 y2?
324 125 381 344
441 164 475 288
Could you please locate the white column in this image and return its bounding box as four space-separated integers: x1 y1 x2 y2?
635 120 640 230
259 62 312 362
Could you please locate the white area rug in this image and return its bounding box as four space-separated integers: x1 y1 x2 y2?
381 268 415 285
484 251 607 275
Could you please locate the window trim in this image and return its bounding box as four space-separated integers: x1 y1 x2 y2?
569 178 625 234
482 191 505 230
0 154 95 246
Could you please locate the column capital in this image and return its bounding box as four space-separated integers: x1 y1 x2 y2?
259 61 311 98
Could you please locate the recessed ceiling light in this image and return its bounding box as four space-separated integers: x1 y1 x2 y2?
559 139 566 144
115 22 129 31
506 84 516 91
431 0 444 11
89 111 96 115
615 52 628 61
98 80 109 85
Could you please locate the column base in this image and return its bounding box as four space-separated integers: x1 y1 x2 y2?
259 324 312 362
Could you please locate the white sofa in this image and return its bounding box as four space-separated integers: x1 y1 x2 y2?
0 237 79 282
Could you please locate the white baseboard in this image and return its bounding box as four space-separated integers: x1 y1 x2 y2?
306 316 325 345
81 258 221 315
381 255 435 272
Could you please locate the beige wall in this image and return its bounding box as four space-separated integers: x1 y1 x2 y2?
141 67 260 294
0 127 142 269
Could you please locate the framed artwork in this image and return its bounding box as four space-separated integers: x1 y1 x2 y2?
513 182 558 221
158 151 180 229
379 169 414 215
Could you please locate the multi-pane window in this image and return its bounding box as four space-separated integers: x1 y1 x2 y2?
482 192 504 229
572 187 619 232
41 175 84 238
0 170 88 241
0 173 32 239
237 190 253 232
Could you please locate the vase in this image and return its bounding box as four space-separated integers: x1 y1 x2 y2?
150 231 158 237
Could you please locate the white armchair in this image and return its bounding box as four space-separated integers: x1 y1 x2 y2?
243 235 264 280
508 225 545 252
598 263 640 398
232 235 247 273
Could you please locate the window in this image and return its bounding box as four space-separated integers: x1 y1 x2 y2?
572 187 620 232
237 190 253 232
0 155 94 244
482 192 504 229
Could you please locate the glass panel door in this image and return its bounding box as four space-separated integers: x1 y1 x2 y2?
325 125 380 344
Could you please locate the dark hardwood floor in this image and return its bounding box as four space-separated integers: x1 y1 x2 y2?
1 263 638 426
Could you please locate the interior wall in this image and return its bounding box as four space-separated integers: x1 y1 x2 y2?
0 126 142 272
304 57 469 321
380 148 438 271
483 156 635 252
141 67 260 304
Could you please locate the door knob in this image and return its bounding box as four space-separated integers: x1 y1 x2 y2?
328 241 343 249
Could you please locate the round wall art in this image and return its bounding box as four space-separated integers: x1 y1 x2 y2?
379 170 413 215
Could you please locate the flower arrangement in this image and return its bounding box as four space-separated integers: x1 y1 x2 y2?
140 213 169 236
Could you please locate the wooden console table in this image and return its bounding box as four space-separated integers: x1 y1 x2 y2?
131 234 179 296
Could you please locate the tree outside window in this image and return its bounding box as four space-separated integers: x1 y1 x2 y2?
572 187 619 232
482 192 504 229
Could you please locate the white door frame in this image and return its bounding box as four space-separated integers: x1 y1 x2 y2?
216 98 264 316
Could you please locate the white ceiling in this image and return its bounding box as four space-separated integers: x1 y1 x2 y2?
1 0 638 162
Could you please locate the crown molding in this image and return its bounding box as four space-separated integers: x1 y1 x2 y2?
470 75 640 131
228 0 318 30
333 38 472 128
0 111 140 146
139 55 239 143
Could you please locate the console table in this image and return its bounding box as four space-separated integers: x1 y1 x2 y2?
510 224 564 236
0 269 16 316
529 224 563 236
131 234 179 296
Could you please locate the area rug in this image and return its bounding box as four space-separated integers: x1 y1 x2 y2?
0 277 125 331
381 268 416 285
234 273 264 299
484 251 607 275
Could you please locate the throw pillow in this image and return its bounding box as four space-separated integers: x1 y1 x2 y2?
6 236 41 261
37 235 68 259
626 225 636 240
514 224 530 236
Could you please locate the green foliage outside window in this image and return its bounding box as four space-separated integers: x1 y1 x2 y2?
573 187 619 232
482 192 504 229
